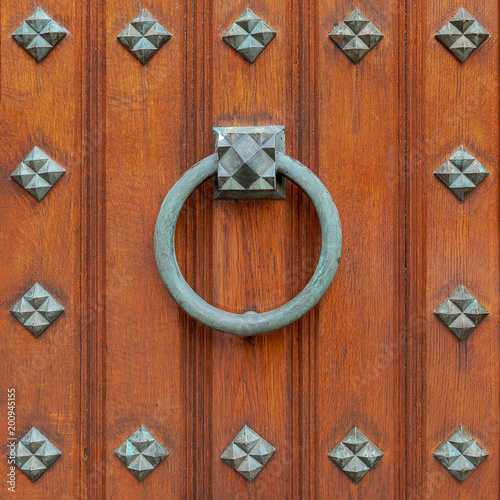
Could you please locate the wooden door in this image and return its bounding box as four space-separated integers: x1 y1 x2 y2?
1 1 498 498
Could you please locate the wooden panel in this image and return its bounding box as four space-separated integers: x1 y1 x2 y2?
314 1 405 498
1 0 497 497
201 0 406 497
101 0 194 498
407 1 500 498
0 1 86 498
207 1 297 498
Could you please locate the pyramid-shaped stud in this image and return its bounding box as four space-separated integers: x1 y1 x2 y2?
435 8 489 62
213 126 286 199
12 8 66 62
10 283 65 338
434 426 488 481
329 9 384 63
221 425 276 481
11 147 66 201
14 427 62 482
434 146 489 201
114 425 169 481
328 427 384 483
434 285 489 340
117 10 172 64
222 8 277 63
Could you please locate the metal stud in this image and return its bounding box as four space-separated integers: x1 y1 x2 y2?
222 8 277 63
213 126 286 199
114 425 169 481
221 425 276 481
328 427 384 483
434 425 488 481
12 7 66 62
14 427 62 482
434 146 489 201
435 8 489 62
10 283 65 338
434 285 489 341
328 9 384 63
117 9 172 64
11 147 66 201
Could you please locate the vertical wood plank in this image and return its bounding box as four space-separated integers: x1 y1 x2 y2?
102 1 192 497
292 0 314 496
407 1 500 498
207 1 297 498
86 0 106 496
184 0 213 496
314 0 406 497
0 0 86 498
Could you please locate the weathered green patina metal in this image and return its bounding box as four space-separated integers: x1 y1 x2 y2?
154 151 342 336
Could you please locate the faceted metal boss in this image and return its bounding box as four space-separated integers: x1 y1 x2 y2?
12 7 66 62
221 425 276 481
114 425 169 481
222 8 277 63
11 283 65 338
434 146 489 201
435 8 489 62
14 427 62 482
11 147 66 201
213 125 286 200
329 9 383 63
434 425 488 481
328 426 384 483
117 9 172 64
434 285 489 341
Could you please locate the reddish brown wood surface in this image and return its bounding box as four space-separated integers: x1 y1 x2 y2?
313 1 406 498
0 1 498 499
407 1 500 498
103 1 191 498
0 1 86 499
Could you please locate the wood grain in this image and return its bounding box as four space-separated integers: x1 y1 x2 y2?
314 1 406 498
0 0 498 498
0 1 86 498
407 1 500 498
102 1 192 498
208 1 295 497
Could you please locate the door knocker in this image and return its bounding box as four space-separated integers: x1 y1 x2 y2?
154 126 342 336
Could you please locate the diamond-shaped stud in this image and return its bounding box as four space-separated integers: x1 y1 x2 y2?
14 427 62 482
10 283 65 338
434 425 488 481
435 285 489 341
329 9 384 63
12 7 66 62
223 8 277 63
221 425 276 481
114 425 169 481
434 146 489 201
11 147 66 201
213 126 286 199
117 9 172 64
435 8 490 62
328 427 384 483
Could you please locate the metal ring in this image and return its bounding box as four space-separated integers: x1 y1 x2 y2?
154 152 342 336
